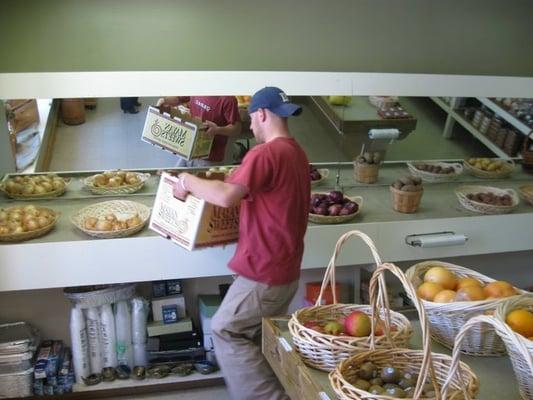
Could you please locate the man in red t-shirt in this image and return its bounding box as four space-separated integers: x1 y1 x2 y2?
157 96 241 166
173 87 310 400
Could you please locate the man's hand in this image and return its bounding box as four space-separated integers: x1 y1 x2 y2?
173 173 191 200
204 120 219 137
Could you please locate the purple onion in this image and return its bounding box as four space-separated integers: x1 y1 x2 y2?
328 191 344 204
341 201 358 214
328 204 343 216
312 204 329 216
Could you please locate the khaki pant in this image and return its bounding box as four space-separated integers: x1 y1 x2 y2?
211 276 299 400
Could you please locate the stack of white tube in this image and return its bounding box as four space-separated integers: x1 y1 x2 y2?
69 297 148 384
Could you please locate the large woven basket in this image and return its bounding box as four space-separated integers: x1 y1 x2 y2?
0 176 69 200
330 261 479 400
406 260 527 356
310 169 330 187
390 186 423 213
308 196 363 224
463 158 515 179
455 185 519 215
518 184 533 206
0 206 59 242
288 231 412 372
71 200 150 239
353 163 380 184
83 171 150 195
494 295 533 399
407 161 463 183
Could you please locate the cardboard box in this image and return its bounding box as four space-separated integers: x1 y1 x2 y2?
151 295 186 322
141 106 213 161
149 172 239 251
6 99 39 135
147 317 193 337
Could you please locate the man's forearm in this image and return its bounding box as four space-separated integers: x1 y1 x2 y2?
182 174 245 208
216 122 242 137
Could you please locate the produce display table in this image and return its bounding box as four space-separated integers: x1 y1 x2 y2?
309 97 417 159
1 163 532 292
263 317 522 399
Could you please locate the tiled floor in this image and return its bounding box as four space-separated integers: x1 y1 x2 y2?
48 96 486 172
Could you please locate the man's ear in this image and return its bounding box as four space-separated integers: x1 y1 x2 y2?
259 108 267 122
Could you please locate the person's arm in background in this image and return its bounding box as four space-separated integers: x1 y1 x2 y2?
204 120 242 137
173 173 246 208
156 96 190 107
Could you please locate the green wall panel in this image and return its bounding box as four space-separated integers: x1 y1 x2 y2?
1 0 532 76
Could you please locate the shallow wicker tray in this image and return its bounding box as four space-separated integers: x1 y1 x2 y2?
308 195 362 224
83 171 150 195
71 200 150 239
0 207 59 242
463 158 515 179
518 184 533 206
310 169 330 187
64 284 136 308
407 161 463 182
455 185 519 215
0 177 70 200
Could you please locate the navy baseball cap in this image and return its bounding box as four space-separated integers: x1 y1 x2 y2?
248 87 302 117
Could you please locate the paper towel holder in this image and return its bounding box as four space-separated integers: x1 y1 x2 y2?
405 232 468 248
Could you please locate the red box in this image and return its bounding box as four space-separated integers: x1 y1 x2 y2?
305 282 341 305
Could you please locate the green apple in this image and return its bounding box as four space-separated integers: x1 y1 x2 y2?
329 96 352 106
324 321 344 335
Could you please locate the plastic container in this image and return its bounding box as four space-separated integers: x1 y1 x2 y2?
69 307 90 384
99 304 117 368
114 301 133 368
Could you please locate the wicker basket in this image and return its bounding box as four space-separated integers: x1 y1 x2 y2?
83 171 150 195
407 161 463 183
518 184 533 206
64 284 137 308
288 231 412 372
455 185 519 215
353 163 380 184
71 200 150 239
406 260 527 356
0 206 59 242
522 135 533 169
463 159 515 179
308 196 363 225
0 176 69 200
330 262 479 400
390 186 423 213
494 295 533 399
310 169 330 188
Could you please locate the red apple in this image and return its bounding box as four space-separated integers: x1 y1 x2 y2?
344 311 371 337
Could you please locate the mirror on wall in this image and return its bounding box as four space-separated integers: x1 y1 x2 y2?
3 95 533 174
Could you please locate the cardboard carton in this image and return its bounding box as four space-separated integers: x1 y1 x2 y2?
150 172 239 251
141 106 213 161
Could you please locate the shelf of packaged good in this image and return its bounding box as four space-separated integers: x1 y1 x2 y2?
477 98 532 136
72 370 224 395
1 163 533 293
430 97 511 158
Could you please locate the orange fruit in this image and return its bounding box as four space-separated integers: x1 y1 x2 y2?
433 290 457 303
455 286 486 301
417 282 445 301
456 277 483 290
483 281 517 299
423 266 457 290
506 309 533 338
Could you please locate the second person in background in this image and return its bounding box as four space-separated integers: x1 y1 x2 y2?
157 96 242 167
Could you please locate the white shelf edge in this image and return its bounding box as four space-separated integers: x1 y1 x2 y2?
477 98 532 136
73 370 224 392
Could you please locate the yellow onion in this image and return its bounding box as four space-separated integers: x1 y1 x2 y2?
24 218 39 231
95 220 112 231
37 216 50 228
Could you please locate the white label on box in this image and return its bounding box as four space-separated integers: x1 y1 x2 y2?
150 172 239 251
149 173 203 251
141 106 212 160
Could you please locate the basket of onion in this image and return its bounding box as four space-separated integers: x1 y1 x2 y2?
0 205 59 242
309 191 362 224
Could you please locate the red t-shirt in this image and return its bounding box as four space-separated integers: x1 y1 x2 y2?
188 96 241 162
226 137 310 285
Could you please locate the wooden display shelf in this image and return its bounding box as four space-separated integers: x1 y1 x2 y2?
263 317 522 399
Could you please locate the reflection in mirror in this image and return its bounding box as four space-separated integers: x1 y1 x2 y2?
3 95 533 174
